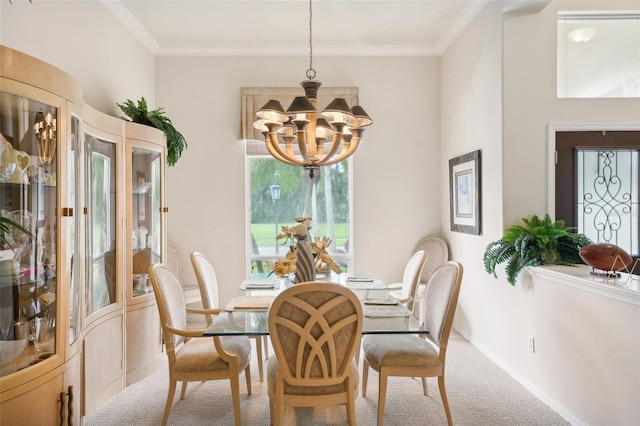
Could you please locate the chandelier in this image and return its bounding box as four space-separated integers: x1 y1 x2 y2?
253 0 373 179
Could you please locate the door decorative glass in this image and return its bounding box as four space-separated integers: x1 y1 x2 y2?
577 149 638 253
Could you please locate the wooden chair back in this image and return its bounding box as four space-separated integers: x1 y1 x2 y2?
400 249 427 311
148 263 187 361
190 251 220 325
269 281 363 388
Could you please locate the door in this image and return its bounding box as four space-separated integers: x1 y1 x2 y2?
555 130 640 273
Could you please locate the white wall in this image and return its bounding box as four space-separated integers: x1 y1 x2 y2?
441 0 506 346
155 55 441 304
442 1 640 424
0 1 155 115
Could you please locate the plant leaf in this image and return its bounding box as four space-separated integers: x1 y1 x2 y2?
483 214 592 286
117 97 187 166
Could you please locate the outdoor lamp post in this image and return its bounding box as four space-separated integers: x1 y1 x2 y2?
269 183 281 254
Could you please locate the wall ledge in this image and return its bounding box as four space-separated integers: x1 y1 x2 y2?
529 265 640 306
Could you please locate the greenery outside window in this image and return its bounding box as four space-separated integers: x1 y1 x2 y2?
246 156 352 278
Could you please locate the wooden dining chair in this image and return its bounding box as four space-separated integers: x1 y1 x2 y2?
267 282 363 425
387 249 427 312
190 251 268 381
148 263 252 426
361 261 463 426
354 249 427 365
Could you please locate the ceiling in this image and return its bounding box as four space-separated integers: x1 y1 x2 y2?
102 0 496 56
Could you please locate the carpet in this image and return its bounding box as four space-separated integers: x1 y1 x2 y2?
85 331 568 425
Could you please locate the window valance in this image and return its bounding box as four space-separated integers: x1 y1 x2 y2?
240 86 359 156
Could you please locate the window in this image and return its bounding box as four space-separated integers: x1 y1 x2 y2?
557 12 640 98
246 157 352 278
555 130 640 274
241 86 358 278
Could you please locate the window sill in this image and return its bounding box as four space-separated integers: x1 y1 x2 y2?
529 264 640 306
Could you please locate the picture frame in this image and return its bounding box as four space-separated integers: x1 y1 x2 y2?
449 150 481 235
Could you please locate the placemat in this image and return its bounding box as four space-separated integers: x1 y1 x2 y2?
363 305 412 318
240 279 280 290
224 295 275 311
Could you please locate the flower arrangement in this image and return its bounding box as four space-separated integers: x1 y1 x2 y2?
270 217 341 280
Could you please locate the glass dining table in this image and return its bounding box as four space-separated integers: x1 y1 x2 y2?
203 273 427 337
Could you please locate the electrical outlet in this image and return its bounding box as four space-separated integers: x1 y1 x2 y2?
528 336 535 353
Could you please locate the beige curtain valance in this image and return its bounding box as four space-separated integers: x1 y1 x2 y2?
240 86 359 155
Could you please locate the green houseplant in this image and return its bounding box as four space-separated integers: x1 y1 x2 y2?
483 214 592 285
117 97 187 166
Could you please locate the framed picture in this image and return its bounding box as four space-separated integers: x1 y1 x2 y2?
449 150 481 235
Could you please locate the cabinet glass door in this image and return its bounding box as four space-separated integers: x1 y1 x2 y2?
0 91 58 376
84 134 117 315
131 147 161 297
68 114 80 343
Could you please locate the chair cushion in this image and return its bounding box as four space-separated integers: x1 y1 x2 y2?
267 356 359 396
173 336 251 373
362 334 441 368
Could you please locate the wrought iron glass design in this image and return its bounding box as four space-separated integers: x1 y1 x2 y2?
577 149 638 254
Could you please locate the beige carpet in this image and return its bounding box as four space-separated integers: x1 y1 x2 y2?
86 331 569 425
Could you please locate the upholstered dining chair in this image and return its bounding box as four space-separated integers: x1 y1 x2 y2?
411 236 449 308
267 282 363 425
190 251 268 381
386 249 427 312
148 263 252 426
361 261 463 426
167 241 201 304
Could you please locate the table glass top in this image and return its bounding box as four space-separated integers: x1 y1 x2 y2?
203 275 427 336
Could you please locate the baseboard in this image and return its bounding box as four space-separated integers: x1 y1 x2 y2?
459 330 585 426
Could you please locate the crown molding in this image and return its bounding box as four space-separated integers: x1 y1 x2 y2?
105 0 491 57
101 0 159 55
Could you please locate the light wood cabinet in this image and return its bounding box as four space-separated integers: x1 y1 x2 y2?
0 46 168 423
0 46 80 424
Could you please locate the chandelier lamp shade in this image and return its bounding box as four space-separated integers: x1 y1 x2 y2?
253 0 373 178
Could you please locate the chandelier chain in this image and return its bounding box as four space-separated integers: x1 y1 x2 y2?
306 0 316 80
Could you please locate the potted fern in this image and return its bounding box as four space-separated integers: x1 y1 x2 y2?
483 214 592 285
117 97 187 166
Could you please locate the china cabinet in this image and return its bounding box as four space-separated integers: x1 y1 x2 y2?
0 46 168 423
0 46 82 424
